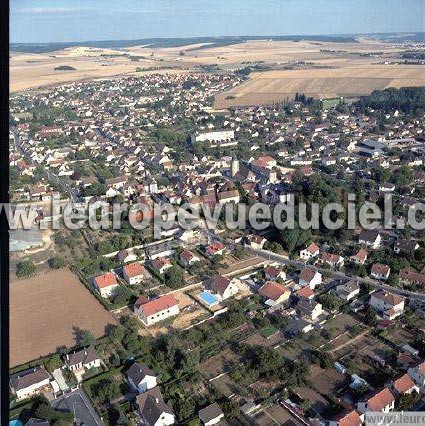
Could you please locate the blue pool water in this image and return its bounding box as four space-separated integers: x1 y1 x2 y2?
199 291 219 306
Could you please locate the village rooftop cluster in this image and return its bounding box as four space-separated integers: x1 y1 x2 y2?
8 67 425 426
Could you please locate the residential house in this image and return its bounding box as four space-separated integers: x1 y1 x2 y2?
10 367 50 401
296 298 323 321
394 239 420 254
92 272 119 298
329 409 362 426
299 268 322 289
151 257 173 274
388 374 418 396
135 294 180 326
123 262 146 285
356 388 395 413
400 269 425 286
127 363 157 394
264 266 286 281
335 280 360 301
296 286 315 300
370 290 405 319
117 249 137 263
300 243 320 261
246 234 267 249
286 318 314 336
205 242 226 257
210 275 239 300
65 347 101 372
359 230 381 249
370 263 391 281
258 281 290 306
350 248 368 265
105 176 128 190
198 402 225 426
217 190 240 205
319 252 344 269
179 250 200 267
408 362 425 390
136 387 175 425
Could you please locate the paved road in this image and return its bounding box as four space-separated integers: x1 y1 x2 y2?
201 228 425 302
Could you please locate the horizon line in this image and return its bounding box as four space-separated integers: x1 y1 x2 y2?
10 31 424 46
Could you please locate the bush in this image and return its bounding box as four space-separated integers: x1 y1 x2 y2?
48 256 66 269
16 260 36 278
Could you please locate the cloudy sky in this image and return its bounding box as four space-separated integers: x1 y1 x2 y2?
10 0 424 43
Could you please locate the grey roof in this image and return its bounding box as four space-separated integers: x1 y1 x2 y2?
286 318 311 334
127 362 157 386
359 229 380 243
199 402 224 423
10 367 49 391
336 280 360 295
136 387 174 425
297 298 320 313
66 346 100 367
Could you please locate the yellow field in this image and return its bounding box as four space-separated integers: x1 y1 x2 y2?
214 64 425 107
10 38 425 99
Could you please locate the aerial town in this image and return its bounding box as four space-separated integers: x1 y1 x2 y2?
7 28 425 426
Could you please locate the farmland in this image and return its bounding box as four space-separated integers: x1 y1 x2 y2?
10 269 117 367
11 38 425 96
214 64 425 108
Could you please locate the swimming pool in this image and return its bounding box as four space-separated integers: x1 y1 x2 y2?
199 291 219 306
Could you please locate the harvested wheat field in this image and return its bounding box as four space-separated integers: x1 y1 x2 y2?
215 64 425 108
10 268 117 367
9 46 184 92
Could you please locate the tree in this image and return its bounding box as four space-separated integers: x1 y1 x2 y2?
365 306 377 326
48 256 66 269
44 354 62 372
312 350 333 368
165 266 184 289
388 274 400 287
111 286 133 305
16 260 36 278
80 330 95 347
30 395 73 424
319 293 341 311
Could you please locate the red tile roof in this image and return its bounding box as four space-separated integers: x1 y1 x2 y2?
305 243 319 254
258 281 289 301
138 294 179 316
366 388 395 411
123 262 145 278
297 286 315 299
371 263 390 276
94 272 118 289
299 268 316 283
352 248 368 262
393 374 416 394
206 242 225 254
372 290 404 306
264 267 281 278
333 409 362 426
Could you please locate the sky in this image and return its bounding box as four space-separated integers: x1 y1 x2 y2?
10 0 425 44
